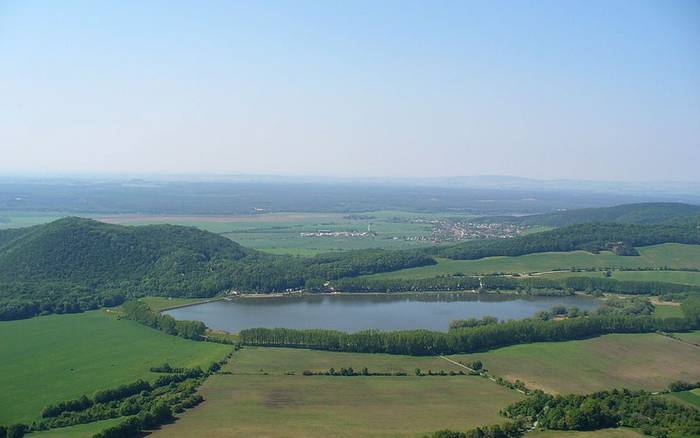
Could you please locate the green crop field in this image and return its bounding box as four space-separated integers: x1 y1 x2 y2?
151 347 524 438
227 346 464 375
539 269 700 286
664 388 700 410
0 311 231 425
364 244 700 279
449 333 700 394
138 296 219 311
25 417 130 438
528 429 645 437
654 303 685 318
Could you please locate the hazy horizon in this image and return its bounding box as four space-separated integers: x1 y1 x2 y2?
2 1 699 181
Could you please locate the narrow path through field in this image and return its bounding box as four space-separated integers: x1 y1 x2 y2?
657 332 700 349
439 355 475 372
439 355 528 395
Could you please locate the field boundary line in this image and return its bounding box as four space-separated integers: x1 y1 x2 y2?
657 332 700 349
439 356 528 395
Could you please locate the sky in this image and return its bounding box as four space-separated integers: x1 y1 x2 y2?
1 0 699 181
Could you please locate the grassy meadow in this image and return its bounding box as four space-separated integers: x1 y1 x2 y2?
539 269 700 286
653 303 685 318
152 348 523 438
25 418 130 438
527 429 645 438
226 346 464 375
138 296 220 311
364 244 700 279
0 311 231 424
665 388 700 410
448 332 700 394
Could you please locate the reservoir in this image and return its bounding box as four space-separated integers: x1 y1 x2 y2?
164 293 601 332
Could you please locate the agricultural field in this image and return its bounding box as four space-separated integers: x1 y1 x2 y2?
226 346 464 375
138 296 219 311
25 417 129 438
364 244 700 279
539 269 700 286
674 330 700 345
151 347 524 438
528 429 645 438
654 303 684 318
665 388 700 410
0 311 231 424
449 333 700 394
98 210 440 255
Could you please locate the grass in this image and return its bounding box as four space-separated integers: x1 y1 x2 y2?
665 388 700 410
0 311 231 424
152 374 523 438
540 269 700 286
364 244 700 279
25 417 130 438
654 303 685 318
138 296 219 311
227 346 465 375
528 429 644 437
448 333 700 394
673 330 700 345
150 346 523 437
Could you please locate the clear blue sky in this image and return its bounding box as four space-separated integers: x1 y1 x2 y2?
1 0 698 180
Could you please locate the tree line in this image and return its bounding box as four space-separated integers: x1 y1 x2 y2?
120 301 206 340
326 274 699 296
240 312 699 356
502 389 700 437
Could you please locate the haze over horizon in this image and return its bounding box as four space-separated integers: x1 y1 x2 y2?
2 1 699 181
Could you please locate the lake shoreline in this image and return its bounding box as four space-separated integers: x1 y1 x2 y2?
164 292 603 333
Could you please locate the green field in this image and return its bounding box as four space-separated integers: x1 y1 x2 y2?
539 269 700 286
0 311 231 424
654 303 685 318
364 244 700 279
151 347 523 438
675 331 700 345
97 210 442 255
227 346 464 375
138 296 219 311
665 388 700 410
528 429 644 438
26 417 130 438
449 332 700 394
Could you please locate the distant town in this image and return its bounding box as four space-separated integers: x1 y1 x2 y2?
301 219 528 243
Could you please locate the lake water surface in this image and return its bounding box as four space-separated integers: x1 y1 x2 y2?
164 293 601 332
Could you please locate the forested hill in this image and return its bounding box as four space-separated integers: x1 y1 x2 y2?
0 218 435 320
0 217 250 284
433 222 700 260
480 202 700 227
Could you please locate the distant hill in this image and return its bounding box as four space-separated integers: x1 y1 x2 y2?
480 203 700 227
